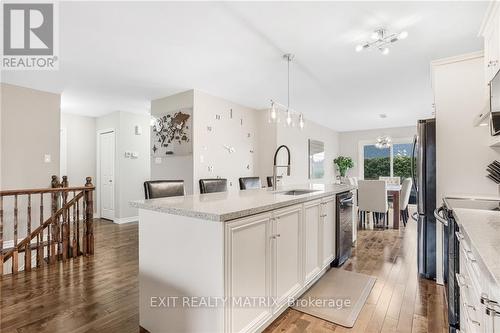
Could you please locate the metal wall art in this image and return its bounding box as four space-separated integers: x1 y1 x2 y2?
151 108 192 156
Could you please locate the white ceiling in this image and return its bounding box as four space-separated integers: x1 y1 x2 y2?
1 1 489 131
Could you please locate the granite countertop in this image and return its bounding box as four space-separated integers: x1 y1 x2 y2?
444 195 500 287
131 183 355 222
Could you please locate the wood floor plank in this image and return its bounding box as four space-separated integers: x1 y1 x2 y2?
1 209 448 333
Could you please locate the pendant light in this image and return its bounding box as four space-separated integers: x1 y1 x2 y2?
268 53 304 130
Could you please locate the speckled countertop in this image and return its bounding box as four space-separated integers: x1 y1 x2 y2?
444 195 500 286
131 183 355 222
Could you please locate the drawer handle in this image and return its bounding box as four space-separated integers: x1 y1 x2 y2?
465 250 476 262
463 301 476 311
456 273 469 288
486 306 500 317
270 234 280 239
468 317 481 326
320 214 327 218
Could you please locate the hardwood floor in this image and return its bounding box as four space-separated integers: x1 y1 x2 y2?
265 211 449 333
1 213 448 333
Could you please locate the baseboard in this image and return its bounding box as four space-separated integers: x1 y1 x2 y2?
114 216 139 224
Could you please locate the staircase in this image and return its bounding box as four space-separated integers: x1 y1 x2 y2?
1 176 95 275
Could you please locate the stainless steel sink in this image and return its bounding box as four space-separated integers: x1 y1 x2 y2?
278 189 319 196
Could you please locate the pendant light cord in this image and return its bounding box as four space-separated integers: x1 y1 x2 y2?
287 57 290 109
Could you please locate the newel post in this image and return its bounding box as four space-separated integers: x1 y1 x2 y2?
50 175 60 263
85 177 94 255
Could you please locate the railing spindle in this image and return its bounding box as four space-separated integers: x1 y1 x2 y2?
61 190 68 261
37 193 44 267
76 196 80 256
12 195 18 273
50 189 57 264
25 194 32 271
72 191 77 258
0 196 3 276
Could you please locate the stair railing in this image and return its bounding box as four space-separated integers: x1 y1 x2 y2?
0 176 95 275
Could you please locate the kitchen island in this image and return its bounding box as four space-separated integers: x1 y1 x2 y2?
131 183 355 333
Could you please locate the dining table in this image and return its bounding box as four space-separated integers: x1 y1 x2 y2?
387 184 402 229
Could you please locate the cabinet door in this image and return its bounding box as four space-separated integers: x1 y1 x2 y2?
225 213 272 333
303 200 322 284
273 205 302 309
321 196 336 268
485 17 500 83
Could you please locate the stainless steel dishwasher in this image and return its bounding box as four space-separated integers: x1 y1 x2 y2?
332 191 353 267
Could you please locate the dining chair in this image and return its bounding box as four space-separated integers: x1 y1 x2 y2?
266 176 282 188
358 180 389 228
144 180 184 199
399 178 413 227
379 176 401 186
199 178 228 194
239 177 261 190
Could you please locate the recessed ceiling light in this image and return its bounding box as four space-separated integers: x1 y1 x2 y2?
379 113 387 118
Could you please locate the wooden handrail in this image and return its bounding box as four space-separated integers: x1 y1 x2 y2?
0 186 95 197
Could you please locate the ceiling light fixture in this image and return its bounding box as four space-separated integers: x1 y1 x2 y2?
375 135 392 149
355 28 408 55
268 53 304 130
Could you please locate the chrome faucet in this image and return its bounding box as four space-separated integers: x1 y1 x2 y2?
272 145 291 191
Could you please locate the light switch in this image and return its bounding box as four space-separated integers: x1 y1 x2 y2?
200 155 204 163
44 154 51 163
125 151 131 158
135 125 142 135
155 157 162 164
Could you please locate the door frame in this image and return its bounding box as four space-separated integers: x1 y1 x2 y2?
96 128 116 221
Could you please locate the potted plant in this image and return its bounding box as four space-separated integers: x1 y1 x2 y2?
334 156 354 182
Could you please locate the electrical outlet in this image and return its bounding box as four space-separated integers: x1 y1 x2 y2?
44 154 51 163
155 157 162 164
208 165 214 172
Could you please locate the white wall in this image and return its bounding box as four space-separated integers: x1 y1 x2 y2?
433 53 500 200
151 90 194 194
338 126 417 178
1 83 60 190
253 110 340 186
60 113 96 186
275 119 340 185
97 111 150 222
193 90 260 193
1 83 60 240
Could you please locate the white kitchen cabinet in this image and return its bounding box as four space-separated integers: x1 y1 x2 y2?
273 205 302 309
481 2 500 85
226 213 272 333
456 231 500 333
321 196 336 268
303 200 322 284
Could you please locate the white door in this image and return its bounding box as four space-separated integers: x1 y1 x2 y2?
322 196 336 268
226 213 272 333
303 200 322 284
99 131 115 220
273 206 302 309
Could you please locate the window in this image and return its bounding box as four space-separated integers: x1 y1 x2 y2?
363 144 390 180
360 139 413 180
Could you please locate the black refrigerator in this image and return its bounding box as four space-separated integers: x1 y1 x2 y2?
412 118 436 280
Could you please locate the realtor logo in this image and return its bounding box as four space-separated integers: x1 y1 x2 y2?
1 2 59 70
